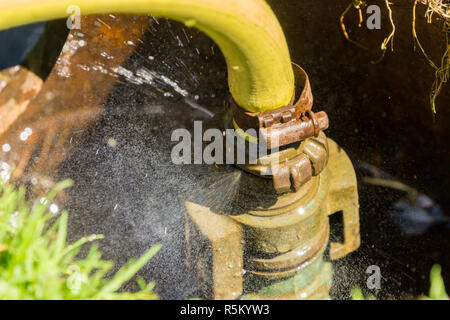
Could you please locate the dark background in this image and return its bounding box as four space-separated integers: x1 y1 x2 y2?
1 0 449 299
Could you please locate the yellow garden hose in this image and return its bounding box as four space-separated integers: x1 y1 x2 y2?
0 0 295 113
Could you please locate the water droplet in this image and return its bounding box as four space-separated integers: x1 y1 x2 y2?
107 138 117 148
49 203 59 214
100 52 114 60
10 216 17 228
19 131 29 141
0 161 11 181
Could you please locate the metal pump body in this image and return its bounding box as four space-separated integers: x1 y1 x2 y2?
185 65 360 300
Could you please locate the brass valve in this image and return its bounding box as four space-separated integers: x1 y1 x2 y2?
186 63 360 300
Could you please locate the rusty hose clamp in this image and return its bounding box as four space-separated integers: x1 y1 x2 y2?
232 63 328 149
305 109 320 137
292 62 313 116
231 63 331 193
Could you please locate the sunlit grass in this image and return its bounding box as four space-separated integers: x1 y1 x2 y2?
0 179 161 300
420 264 449 300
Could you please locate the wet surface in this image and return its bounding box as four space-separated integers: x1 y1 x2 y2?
0 0 449 300
59 18 230 299
269 0 450 299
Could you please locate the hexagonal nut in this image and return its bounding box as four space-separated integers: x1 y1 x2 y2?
272 153 312 193
303 131 329 176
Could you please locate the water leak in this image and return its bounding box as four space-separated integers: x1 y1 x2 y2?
56 17 236 299
0 1 449 300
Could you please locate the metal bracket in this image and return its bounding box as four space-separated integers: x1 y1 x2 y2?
240 131 329 194
232 63 329 149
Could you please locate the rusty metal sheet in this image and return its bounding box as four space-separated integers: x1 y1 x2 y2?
0 67 43 137
0 14 148 197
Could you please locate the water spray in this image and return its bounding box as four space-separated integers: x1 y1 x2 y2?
0 0 361 299
185 65 360 299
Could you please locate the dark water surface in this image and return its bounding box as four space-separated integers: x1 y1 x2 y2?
1 0 449 300
59 2 450 299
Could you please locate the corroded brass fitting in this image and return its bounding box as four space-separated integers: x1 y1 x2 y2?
185 139 359 299
185 63 360 300
239 132 329 193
